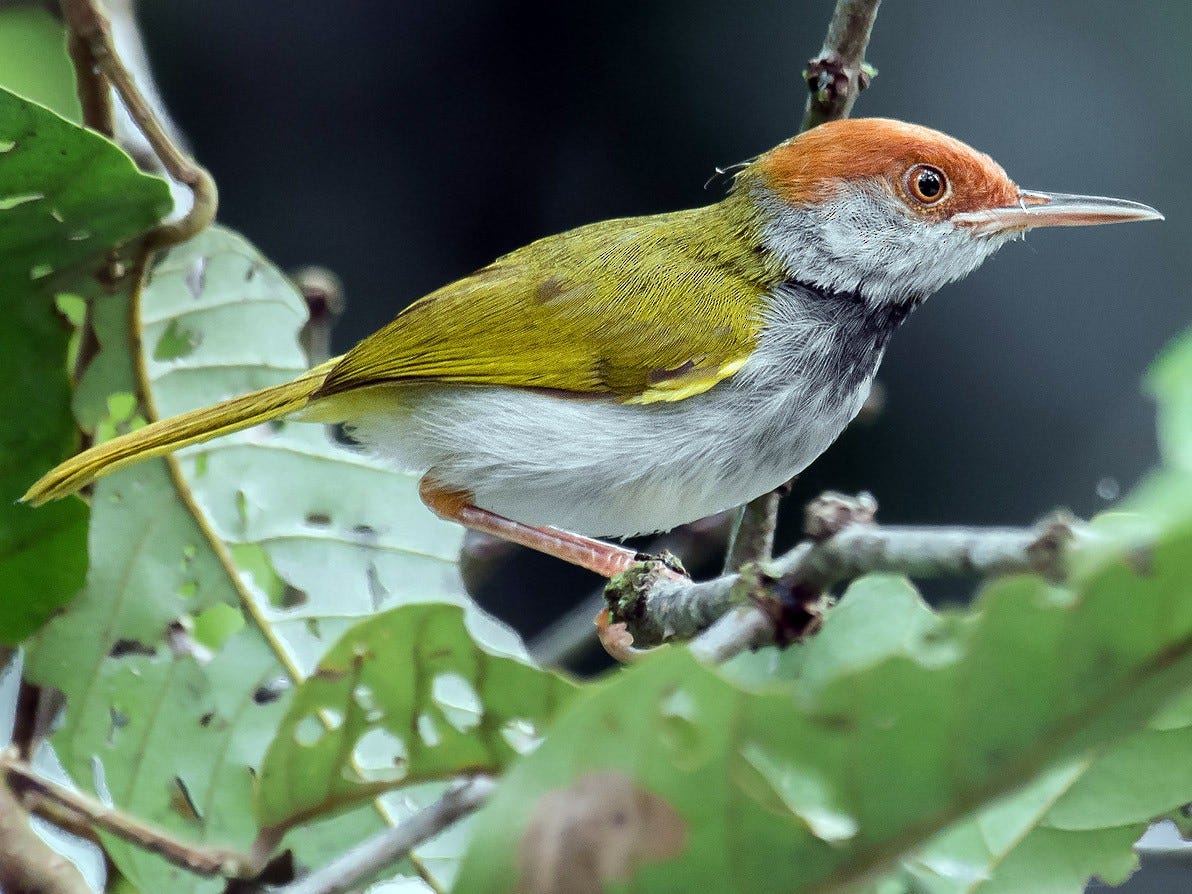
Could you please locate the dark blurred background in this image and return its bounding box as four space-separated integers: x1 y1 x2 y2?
131 1 1186 648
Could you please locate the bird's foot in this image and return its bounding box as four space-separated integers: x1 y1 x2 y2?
597 551 691 663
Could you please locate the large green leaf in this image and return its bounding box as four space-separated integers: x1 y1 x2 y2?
0 7 80 121
25 226 511 893
453 514 1192 893
258 603 576 835
865 612 1192 893
0 84 170 643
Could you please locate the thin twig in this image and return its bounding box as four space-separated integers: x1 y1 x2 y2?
22 789 104 846
801 0 882 130
59 0 217 244
721 0 880 576
101 0 191 173
689 607 774 664
0 769 92 894
784 515 1073 595
722 489 783 572
65 22 114 137
2 755 258 879
275 777 496 894
690 0 882 587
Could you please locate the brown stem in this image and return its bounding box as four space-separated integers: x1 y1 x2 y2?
59 0 218 244
0 767 92 894
801 0 883 130
65 28 114 136
2 755 258 880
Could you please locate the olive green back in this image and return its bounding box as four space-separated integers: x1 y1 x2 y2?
315 186 784 405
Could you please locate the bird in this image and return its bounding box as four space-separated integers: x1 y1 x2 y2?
24 118 1162 578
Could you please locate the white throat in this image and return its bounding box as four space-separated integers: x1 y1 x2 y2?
750 181 1016 307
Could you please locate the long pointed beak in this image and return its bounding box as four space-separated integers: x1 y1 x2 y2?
952 190 1164 235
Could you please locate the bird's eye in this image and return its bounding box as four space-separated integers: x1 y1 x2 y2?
905 164 948 205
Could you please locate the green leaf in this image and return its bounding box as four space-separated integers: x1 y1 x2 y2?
0 85 170 642
898 804 1140 894
1148 328 1192 471
258 603 576 834
877 633 1192 892
1047 725 1192 830
720 576 934 689
891 724 1192 891
0 7 80 121
25 226 508 893
454 518 1192 893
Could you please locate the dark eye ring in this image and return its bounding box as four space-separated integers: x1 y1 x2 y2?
905 164 948 205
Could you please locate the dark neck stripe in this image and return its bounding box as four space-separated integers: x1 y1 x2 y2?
782 277 923 336
774 277 921 398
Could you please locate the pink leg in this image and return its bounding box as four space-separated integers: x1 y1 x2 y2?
419 477 641 578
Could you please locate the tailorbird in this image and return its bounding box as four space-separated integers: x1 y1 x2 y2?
26 119 1163 577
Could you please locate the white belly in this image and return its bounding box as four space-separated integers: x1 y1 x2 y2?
339 282 898 536
342 363 873 537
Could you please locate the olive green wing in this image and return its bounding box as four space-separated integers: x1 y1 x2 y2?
316 205 782 404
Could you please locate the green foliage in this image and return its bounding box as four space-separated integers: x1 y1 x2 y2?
24 226 523 893
0 7 79 121
258 603 576 834
1148 327 1192 472
456 514 1192 892
0 85 169 643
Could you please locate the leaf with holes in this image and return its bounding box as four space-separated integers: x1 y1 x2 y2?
257 603 576 834
0 82 170 643
455 506 1192 894
25 225 519 893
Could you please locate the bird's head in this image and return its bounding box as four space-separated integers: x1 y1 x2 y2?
744 118 1161 307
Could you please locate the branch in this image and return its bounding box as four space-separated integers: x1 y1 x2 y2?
801 0 882 130
722 488 784 573
2 754 259 879
102 0 191 172
690 606 775 664
59 0 218 244
64 10 114 138
0 765 92 894
611 492 1077 658
275 777 496 894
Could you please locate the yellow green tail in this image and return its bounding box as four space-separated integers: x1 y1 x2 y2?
23 359 339 506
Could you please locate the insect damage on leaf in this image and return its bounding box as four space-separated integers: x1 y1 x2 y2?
516 771 687 894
